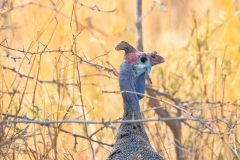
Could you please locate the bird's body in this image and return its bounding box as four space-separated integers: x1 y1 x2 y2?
107 41 164 160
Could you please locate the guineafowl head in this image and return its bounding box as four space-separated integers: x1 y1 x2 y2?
116 41 164 99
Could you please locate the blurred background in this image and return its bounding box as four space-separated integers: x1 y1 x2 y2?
0 0 240 159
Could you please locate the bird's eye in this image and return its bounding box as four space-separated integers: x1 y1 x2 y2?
140 56 147 63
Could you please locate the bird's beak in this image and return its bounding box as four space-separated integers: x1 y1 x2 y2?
151 54 165 66
146 52 164 84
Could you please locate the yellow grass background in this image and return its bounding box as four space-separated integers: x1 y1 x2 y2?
0 0 240 159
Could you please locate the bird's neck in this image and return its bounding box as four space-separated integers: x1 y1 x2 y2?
119 63 142 120
117 63 149 142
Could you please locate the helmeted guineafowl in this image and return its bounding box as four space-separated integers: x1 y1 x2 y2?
107 41 165 160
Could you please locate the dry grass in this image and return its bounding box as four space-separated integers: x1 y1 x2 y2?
0 0 240 159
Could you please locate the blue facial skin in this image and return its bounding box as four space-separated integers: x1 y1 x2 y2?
133 56 152 99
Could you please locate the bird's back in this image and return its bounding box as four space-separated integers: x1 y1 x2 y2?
107 123 163 160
